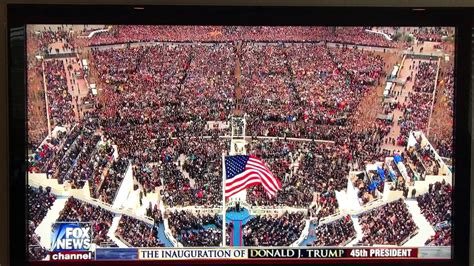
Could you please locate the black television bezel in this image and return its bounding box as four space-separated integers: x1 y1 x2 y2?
7 4 473 266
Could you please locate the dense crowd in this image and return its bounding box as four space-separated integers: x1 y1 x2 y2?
27 186 56 260
87 141 116 197
158 138 227 207
52 125 100 187
413 62 437 93
241 43 385 139
116 215 164 247
28 129 67 173
95 157 129 204
28 186 56 226
307 215 356 246
245 140 343 213
417 180 452 231
28 114 111 191
394 60 438 146
133 163 162 194
398 92 433 146
246 121 389 211
358 199 418 245
57 197 114 246
418 181 452 246
414 27 449 42
440 65 454 120
26 25 456 251
242 212 305 246
89 26 395 47
168 211 222 247
425 227 451 246
44 60 75 126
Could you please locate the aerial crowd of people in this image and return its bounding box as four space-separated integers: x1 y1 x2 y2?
242 212 305 246
168 211 223 247
57 197 115 245
26 25 454 254
116 215 164 247
417 180 452 246
89 26 396 47
27 186 56 260
307 215 356 246
357 199 418 246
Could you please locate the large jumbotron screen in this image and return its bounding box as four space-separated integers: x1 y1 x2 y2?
26 25 455 262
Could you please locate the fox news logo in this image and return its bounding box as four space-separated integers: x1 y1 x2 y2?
50 222 93 260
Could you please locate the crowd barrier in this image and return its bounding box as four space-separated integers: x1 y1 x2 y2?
115 235 132 247
249 207 307 216
318 212 344 225
163 218 181 247
400 230 419 246
44 52 78 59
404 51 444 59
348 196 403 217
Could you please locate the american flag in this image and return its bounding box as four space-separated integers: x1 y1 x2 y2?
224 155 282 198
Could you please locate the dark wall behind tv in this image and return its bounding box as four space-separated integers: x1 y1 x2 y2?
1 2 473 266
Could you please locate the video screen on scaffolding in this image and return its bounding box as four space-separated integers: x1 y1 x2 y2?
26 25 454 262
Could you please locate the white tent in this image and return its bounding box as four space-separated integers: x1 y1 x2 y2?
82 59 89 71
90 83 97 96
390 65 400 78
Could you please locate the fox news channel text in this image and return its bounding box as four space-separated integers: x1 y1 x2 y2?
49 222 93 261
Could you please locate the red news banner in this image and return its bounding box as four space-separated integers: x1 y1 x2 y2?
344 248 418 258
248 248 418 259
247 247 418 259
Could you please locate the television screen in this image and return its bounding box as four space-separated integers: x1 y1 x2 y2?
26 24 455 262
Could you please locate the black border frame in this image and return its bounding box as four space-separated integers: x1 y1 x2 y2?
7 4 473 266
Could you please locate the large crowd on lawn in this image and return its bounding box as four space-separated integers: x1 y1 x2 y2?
157 138 228 208
89 26 395 47
241 42 385 139
26 25 456 252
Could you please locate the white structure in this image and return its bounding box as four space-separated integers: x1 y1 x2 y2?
112 162 134 209
227 116 248 203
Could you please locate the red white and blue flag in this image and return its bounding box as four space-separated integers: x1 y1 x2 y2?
224 155 282 198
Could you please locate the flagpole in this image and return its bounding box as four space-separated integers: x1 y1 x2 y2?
222 152 226 247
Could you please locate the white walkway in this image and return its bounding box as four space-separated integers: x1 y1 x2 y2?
107 215 128 248
136 193 159 217
35 197 68 248
404 199 435 246
346 215 364 246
